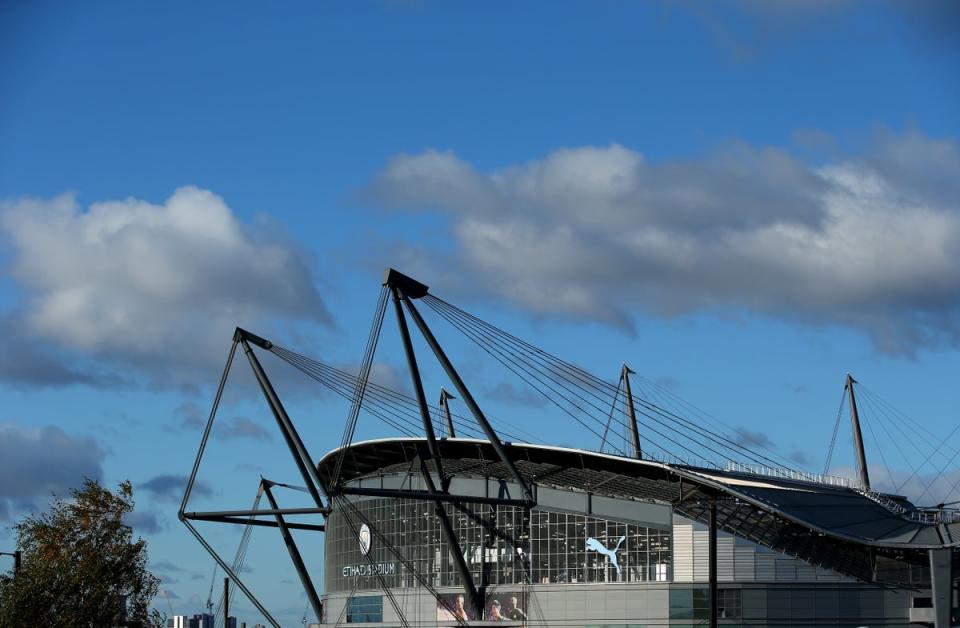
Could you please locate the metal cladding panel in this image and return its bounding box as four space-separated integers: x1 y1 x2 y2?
673 521 694 582
796 560 818 580
947 521 960 541
756 554 776 580
448 476 486 497
488 478 523 500
742 587 767 619
693 529 709 581
591 495 671 527
717 536 735 581
912 526 944 545
537 487 588 514
734 547 756 580
775 558 797 580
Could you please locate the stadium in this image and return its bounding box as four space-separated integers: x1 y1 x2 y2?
319 436 956 626
181 270 959 627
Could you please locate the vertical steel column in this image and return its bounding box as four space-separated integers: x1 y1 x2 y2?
263 482 324 623
403 298 534 502
846 374 871 490
621 364 642 459
709 501 718 628
240 336 328 508
440 388 457 439
416 447 484 619
223 577 229 627
390 287 482 617
391 287 447 483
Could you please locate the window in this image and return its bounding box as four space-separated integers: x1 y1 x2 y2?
669 588 709 620
346 595 383 623
718 589 742 618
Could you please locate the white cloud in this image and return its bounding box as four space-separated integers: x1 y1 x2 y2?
1 186 333 386
366 130 960 353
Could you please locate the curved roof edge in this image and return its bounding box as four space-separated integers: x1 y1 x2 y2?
318 437 958 552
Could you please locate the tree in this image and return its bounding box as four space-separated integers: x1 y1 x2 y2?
0 478 165 627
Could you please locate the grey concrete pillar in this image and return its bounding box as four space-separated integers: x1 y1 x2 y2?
930 547 952 628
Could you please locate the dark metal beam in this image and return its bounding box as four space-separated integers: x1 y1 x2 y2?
223 577 229 628
263 483 323 624
180 518 280 628
340 485 532 508
416 449 484 619
180 339 238 517
401 296 534 502
184 507 329 518
621 364 642 459
239 332 328 507
184 514 325 532
709 500 718 628
846 374 871 490
382 267 430 299
389 287 447 485
440 388 456 439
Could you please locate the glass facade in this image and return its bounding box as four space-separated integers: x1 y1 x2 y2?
345 595 383 623
326 495 671 593
530 509 671 584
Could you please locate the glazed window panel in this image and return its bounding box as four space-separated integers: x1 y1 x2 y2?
326 493 671 591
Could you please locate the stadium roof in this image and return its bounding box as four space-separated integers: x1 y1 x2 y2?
319 437 960 582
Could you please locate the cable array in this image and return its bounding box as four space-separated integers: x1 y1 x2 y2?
269 345 527 444
850 384 960 506
333 286 390 488
421 294 798 470
212 490 263 628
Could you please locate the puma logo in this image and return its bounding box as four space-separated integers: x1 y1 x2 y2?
585 536 626 578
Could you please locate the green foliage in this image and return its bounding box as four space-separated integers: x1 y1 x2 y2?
0 479 165 627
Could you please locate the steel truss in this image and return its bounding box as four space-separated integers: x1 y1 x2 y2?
181 270 538 624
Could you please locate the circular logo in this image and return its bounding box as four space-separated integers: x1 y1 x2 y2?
358 523 372 556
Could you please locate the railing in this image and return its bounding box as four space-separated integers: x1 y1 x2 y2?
857 488 960 525
720 461 862 489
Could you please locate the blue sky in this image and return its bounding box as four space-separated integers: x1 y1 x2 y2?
1 1 959 623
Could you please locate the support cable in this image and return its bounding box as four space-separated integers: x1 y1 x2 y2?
599 375 624 453
269 344 518 442
213 489 264 628
333 285 389 487
424 295 790 467
823 386 848 475
425 295 777 467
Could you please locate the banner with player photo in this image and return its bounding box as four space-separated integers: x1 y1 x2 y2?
436 590 527 625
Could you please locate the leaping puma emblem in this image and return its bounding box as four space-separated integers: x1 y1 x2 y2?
585 536 626 578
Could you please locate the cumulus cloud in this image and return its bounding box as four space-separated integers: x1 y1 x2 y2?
0 316 126 388
733 427 774 450
366 129 960 354
140 474 212 503
124 509 165 535
676 0 959 59
0 424 105 519
484 381 548 409
0 186 333 388
216 416 272 442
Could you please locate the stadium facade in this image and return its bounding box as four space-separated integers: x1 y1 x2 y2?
319 438 957 627
180 270 960 628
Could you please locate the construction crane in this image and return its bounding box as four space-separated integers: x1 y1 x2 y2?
205 564 217 615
